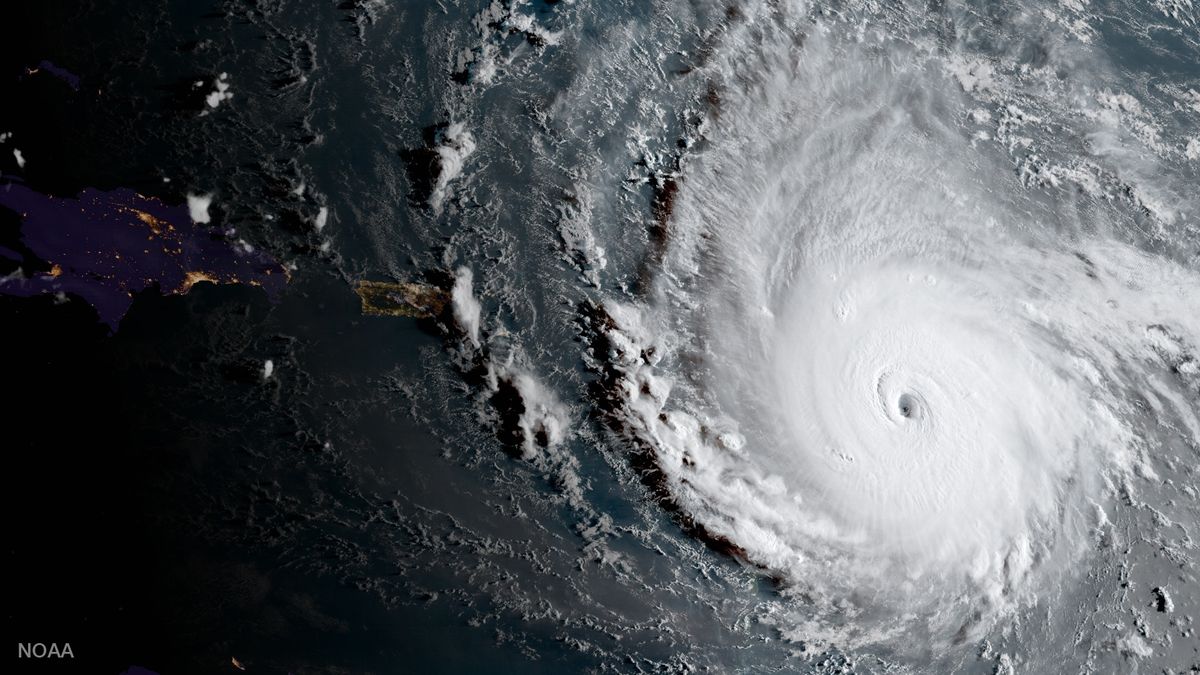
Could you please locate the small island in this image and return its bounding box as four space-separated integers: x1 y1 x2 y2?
354 279 447 318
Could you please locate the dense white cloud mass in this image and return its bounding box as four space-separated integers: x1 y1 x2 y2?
595 5 1200 653
187 193 213 224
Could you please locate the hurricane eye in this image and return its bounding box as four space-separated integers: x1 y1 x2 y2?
897 393 917 419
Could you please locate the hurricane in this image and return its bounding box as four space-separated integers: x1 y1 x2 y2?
574 0 1200 661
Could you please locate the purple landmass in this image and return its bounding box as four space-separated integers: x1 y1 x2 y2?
29 60 81 91
120 667 160 675
0 179 287 332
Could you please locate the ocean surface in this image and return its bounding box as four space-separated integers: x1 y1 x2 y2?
3 1 1199 673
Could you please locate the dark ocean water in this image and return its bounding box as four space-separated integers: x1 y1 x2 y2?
4 1 1199 673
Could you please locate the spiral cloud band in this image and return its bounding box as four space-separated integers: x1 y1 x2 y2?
599 7 1200 652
